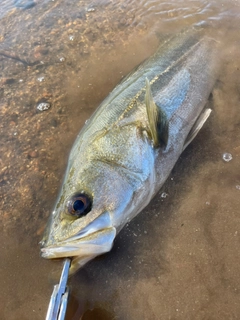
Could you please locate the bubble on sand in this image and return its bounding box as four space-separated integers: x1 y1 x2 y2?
37 76 45 82
222 152 232 162
161 192 168 198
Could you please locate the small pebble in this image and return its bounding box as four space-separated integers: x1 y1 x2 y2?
87 7 95 12
222 152 232 162
37 102 51 111
14 0 36 9
28 150 38 158
69 35 75 41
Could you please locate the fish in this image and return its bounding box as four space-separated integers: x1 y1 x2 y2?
41 28 218 273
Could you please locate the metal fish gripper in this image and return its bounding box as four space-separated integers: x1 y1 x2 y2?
45 258 71 320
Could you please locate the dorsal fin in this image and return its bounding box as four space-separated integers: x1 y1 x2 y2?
145 78 168 148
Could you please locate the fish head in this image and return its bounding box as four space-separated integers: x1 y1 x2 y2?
40 157 137 273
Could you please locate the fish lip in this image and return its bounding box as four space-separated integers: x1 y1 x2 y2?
41 227 116 260
40 211 112 249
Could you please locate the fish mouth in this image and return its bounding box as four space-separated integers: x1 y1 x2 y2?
41 227 116 259
41 227 116 272
41 211 116 272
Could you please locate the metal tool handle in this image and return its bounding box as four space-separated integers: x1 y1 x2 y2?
45 258 71 320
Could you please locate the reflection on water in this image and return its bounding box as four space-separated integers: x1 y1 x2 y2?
0 0 240 319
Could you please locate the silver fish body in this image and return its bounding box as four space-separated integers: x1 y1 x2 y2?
41 28 218 272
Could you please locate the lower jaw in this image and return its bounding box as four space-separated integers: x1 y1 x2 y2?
41 227 117 274
42 227 116 258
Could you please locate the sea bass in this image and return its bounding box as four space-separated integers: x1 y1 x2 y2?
41 28 218 273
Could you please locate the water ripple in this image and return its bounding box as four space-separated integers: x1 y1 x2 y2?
125 0 240 30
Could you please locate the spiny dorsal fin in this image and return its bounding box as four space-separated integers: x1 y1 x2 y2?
145 78 168 148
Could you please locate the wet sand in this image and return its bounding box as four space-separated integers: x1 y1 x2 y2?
0 0 240 319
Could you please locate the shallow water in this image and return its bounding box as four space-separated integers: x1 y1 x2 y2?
0 0 240 319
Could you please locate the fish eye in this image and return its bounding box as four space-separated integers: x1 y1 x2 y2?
67 193 92 217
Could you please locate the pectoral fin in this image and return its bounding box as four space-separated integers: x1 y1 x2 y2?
145 78 168 148
183 108 212 151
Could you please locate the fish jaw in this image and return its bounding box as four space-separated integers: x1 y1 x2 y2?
41 227 116 270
